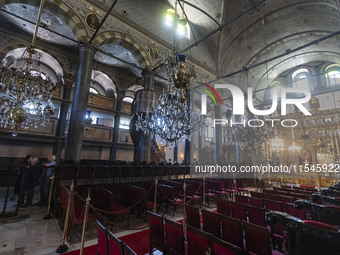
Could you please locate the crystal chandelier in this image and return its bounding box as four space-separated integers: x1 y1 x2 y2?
135 52 202 144
224 116 275 150
0 0 55 136
135 84 202 144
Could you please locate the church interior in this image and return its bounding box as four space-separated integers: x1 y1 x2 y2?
1 0 340 254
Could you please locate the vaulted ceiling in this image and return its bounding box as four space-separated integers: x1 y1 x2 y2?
1 0 340 94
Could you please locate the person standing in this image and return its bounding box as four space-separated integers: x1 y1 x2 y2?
24 157 39 206
39 155 56 206
10 155 32 201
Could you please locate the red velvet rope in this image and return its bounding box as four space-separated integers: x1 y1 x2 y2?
72 187 154 230
73 184 155 215
158 185 184 205
89 202 149 230
185 181 203 203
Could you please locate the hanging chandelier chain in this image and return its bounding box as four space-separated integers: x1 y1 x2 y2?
0 0 56 136
31 0 45 48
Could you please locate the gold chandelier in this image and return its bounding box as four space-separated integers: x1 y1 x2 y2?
270 135 284 152
0 0 56 136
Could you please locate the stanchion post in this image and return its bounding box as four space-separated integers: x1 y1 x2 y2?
183 182 187 234
203 176 206 207
43 173 55 220
153 179 158 213
56 180 74 253
80 190 91 255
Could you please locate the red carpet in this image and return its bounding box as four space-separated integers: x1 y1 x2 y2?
63 229 149 255
120 229 149 255
64 212 214 255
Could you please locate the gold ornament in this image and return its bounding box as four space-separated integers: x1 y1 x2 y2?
10 106 27 124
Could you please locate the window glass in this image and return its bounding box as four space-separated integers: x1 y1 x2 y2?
325 65 340 86
89 87 99 94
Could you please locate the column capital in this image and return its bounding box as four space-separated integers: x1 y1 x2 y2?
142 69 156 91
142 69 157 78
78 43 97 54
63 78 74 89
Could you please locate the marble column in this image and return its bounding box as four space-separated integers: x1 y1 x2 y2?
53 79 72 164
138 70 155 163
63 44 96 163
214 104 223 163
110 99 123 161
174 145 178 163
198 131 202 163
184 89 191 165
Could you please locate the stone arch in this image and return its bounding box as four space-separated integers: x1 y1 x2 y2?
90 70 117 98
2 0 88 42
253 51 340 100
0 44 66 84
92 31 151 70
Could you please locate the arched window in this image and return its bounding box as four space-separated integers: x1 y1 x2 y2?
90 70 116 97
123 97 134 103
291 68 311 90
30 69 47 80
325 65 340 87
3 48 63 84
89 87 99 94
125 85 143 102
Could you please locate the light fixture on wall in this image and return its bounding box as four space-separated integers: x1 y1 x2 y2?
82 110 93 131
288 126 301 152
270 127 284 153
271 135 284 152
0 0 56 136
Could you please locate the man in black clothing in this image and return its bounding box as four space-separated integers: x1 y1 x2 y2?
10 155 32 201
24 157 40 206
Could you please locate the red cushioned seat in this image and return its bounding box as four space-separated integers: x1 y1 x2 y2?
165 217 186 255
186 195 201 200
244 222 272 255
287 203 307 220
221 215 243 252
97 220 108 255
73 199 94 222
108 230 124 255
123 243 137 255
303 220 339 232
249 197 264 208
211 235 241 255
187 225 211 255
185 204 201 230
173 198 184 204
235 195 249 205
323 205 340 210
217 199 231 216
148 211 166 254
202 209 221 238
247 205 266 227
266 200 283 212
230 201 247 221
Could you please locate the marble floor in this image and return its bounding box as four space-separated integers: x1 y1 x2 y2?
0 191 197 255
0 183 274 255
